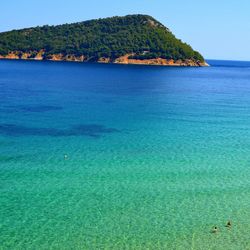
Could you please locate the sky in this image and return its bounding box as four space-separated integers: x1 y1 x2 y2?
1 0 249 61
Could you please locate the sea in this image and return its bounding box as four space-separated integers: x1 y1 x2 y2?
1 59 250 249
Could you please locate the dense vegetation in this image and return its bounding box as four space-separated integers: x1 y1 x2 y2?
0 14 204 62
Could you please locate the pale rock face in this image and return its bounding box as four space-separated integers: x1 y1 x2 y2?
98 57 111 63
114 54 208 66
4 53 19 59
0 51 208 67
21 53 31 59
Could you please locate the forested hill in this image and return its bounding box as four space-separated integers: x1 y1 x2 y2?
0 15 207 66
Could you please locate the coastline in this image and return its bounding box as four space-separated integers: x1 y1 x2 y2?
0 52 209 67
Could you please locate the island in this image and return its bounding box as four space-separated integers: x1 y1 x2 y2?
0 14 208 66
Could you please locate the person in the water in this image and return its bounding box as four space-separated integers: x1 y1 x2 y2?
212 226 218 233
226 221 232 227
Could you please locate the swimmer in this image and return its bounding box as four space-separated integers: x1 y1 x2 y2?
212 226 218 233
226 221 232 227
64 154 68 160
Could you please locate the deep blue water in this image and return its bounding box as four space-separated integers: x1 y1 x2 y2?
1 59 250 249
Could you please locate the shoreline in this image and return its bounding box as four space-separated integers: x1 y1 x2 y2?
0 52 209 67
0 57 209 67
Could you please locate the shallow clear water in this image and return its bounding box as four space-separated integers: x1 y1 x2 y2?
1 59 250 249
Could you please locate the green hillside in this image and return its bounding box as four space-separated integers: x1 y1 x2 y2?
0 14 205 63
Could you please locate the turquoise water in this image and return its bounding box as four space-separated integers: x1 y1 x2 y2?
1 60 250 249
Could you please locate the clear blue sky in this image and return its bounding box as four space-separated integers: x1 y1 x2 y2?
1 0 249 60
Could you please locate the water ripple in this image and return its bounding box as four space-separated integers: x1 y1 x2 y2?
0 123 120 138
